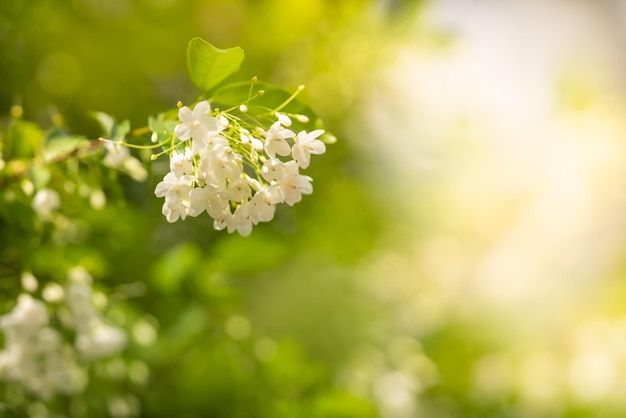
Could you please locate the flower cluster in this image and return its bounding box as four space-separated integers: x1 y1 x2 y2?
154 100 326 236
0 267 126 399
65 266 127 360
0 293 86 399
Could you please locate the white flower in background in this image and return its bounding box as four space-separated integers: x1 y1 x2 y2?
103 140 148 182
153 103 327 236
65 267 127 360
292 129 326 169
21 271 38 293
103 141 130 167
42 282 65 303
0 294 48 332
0 294 87 398
122 157 148 182
76 322 127 360
32 188 60 218
0 266 129 399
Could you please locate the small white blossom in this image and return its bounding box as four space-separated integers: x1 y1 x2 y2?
188 185 228 219
261 158 287 183
174 101 225 150
249 188 277 224
32 188 60 218
275 112 292 127
227 177 252 202
213 204 252 237
1 294 49 332
21 271 38 293
292 129 326 169
154 172 192 211
76 322 126 360
162 202 187 223
278 161 313 206
169 149 194 177
104 141 147 181
103 141 130 167
124 158 148 182
263 121 294 158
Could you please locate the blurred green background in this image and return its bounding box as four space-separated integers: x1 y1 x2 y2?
3 0 626 417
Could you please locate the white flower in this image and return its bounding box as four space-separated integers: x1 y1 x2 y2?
65 283 95 330
103 141 130 167
188 185 228 219
0 294 49 332
202 144 242 182
169 149 194 177
275 112 292 127
261 158 287 183
155 173 192 222
232 203 253 236
123 157 149 182
278 161 313 206
249 187 279 224
263 121 294 158
75 322 126 360
174 101 225 150
213 204 253 236
292 129 326 168
250 136 264 151
154 172 192 210
32 188 60 218
161 202 187 223
104 141 147 182
227 177 252 202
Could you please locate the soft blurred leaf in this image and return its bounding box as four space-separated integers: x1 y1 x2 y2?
43 135 89 163
207 230 292 276
4 120 43 159
28 165 50 189
187 38 244 92
89 111 130 141
151 242 202 294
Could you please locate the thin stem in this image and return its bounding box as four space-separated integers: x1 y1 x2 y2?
273 85 305 113
98 137 166 150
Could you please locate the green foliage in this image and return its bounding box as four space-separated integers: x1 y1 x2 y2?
89 111 131 142
187 38 245 93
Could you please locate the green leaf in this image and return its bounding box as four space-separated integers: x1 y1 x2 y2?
151 242 202 294
88 111 130 141
43 135 89 163
212 81 337 144
187 38 244 92
4 120 43 159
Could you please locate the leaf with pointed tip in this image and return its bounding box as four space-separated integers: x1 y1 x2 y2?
187 38 244 92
